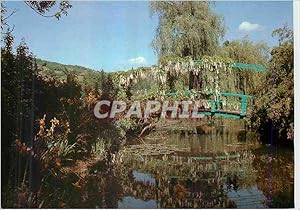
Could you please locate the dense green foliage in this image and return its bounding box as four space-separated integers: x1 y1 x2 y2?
218 39 270 95
1 1 294 207
150 1 224 59
150 1 225 90
218 39 269 66
1 33 128 207
1 34 37 196
35 58 106 89
250 26 294 144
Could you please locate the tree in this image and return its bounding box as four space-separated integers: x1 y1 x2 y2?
218 38 269 66
150 1 224 59
1 1 72 205
150 1 225 90
251 25 293 144
1 33 39 204
218 38 270 94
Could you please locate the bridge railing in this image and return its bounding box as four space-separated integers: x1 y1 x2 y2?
219 92 254 117
166 90 254 118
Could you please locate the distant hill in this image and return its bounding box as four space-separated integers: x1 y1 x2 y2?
35 58 97 73
35 58 105 88
35 58 155 94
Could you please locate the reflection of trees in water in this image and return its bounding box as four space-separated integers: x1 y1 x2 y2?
117 149 256 208
36 147 293 208
252 148 294 207
146 122 260 155
38 168 123 208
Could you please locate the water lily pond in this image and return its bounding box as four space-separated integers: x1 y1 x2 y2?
116 120 294 208
43 120 293 208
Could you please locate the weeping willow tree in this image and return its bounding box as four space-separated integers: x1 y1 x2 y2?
110 55 258 111
150 1 225 90
218 39 270 95
151 56 247 110
111 67 168 101
158 56 235 94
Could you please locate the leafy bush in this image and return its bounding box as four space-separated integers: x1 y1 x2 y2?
250 26 293 144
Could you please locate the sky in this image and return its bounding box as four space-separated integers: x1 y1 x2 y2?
3 1 293 71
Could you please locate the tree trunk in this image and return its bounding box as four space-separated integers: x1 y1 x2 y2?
189 72 202 90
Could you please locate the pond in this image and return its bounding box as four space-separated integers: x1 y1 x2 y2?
116 120 294 208
44 119 293 208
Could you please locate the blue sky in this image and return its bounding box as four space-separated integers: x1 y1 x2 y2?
3 1 293 71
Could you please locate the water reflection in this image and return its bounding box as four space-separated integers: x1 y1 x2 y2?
227 186 266 208
118 121 294 208
39 121 294 208
118 196 158 208
119 151 258 208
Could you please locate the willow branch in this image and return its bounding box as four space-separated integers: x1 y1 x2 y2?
24 1 57 18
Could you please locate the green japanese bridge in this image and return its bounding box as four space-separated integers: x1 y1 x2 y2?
167 63 267 119
200 92 254 119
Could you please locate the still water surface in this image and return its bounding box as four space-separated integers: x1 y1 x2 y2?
48 120 293 208
116 120 294 208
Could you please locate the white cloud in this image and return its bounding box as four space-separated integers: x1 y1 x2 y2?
128 56 147 65
238 21 263 32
